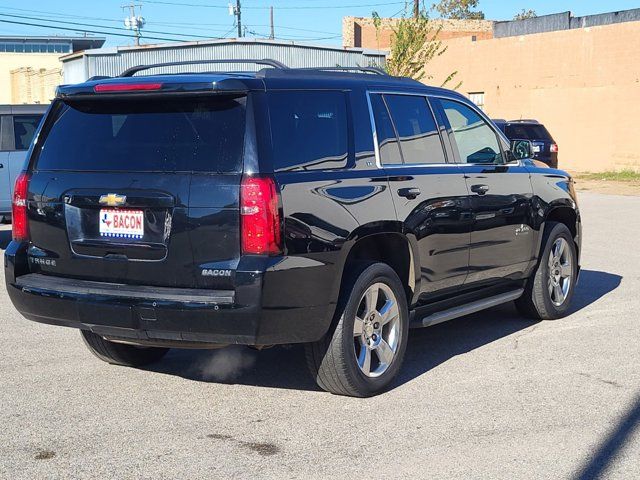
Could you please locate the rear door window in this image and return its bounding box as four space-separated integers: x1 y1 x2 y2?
383 94 446 165
13 114 42 150
370 94 403 165
268 91 348 172
34 96 246 172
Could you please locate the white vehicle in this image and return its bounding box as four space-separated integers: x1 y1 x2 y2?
0 105 46 222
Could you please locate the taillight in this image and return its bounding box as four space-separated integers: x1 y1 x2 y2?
240 176 281 255
550 143 558 153
12 172 30 241
94 82 163 93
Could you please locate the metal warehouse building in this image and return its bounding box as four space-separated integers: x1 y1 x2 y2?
60 38 387 83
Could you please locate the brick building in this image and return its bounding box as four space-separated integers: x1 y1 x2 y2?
342 16 493 49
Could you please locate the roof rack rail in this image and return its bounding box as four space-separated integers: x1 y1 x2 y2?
296 66 388 76
120 58 288 77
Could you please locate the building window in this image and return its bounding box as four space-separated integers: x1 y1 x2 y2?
468 92 485 111
0 42 71 54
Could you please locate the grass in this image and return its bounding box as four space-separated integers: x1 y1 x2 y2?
576 170 640 182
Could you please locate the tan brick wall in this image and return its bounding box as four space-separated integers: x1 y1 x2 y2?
424 21 640 172
10 66 62 104
343 16 493 49
0 53 62 104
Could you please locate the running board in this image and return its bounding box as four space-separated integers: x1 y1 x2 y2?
409 288 524 329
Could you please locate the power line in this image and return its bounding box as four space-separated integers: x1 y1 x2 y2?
153 20 339 36
0 8 236 35
244 25 341 41
0 12 221 40
0 3 361 44
0 17 186 42
141 0 406 10
0 5 341 38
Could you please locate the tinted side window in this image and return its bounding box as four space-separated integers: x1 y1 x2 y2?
383 94 446 165
13 115 42 150
370 94 402 165
439 99 503 165
269 91 348 172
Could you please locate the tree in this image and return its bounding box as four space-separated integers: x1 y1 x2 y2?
514 9 537 20
373 9 459 87
432 0 485 20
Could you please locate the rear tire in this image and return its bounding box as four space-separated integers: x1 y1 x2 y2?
516 221 577 320
305 262 409 397
81 330 169 367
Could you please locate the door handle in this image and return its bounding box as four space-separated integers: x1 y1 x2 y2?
0 164 3 169
471 184 490 195
398 187 421 200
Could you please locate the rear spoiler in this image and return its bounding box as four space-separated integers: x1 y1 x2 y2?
56 77 253 99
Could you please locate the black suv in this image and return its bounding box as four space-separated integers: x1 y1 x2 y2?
493 119 559 168
5 60 581 397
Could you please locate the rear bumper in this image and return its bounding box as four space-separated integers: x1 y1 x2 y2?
5 243 336 346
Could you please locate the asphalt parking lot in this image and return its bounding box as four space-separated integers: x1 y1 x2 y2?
0 191 638 480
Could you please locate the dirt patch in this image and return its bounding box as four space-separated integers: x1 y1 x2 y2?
34 450 56 460
207 433 233 441
206 433 281 456
240 442 280 456
572 177 640 196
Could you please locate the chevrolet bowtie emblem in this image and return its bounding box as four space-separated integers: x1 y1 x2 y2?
99 193 127 207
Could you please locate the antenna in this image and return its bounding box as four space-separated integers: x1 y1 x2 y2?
122 3 145 46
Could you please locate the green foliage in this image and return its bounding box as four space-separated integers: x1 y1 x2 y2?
374 8 457 87
432 0 485 20
576 170 640 182
514 9 537 20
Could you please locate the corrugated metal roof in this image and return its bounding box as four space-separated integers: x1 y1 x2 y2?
61 38 387 83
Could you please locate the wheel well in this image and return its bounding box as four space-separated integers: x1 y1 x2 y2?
342 233 413 303
546 207 577 238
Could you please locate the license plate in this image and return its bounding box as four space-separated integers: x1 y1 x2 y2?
99 209 144 239
532 145 541 153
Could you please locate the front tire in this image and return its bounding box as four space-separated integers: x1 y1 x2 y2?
516 222 577 320
305 263 409 397
81 330 169 367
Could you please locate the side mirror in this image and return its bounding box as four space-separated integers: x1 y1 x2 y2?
510 139 533 160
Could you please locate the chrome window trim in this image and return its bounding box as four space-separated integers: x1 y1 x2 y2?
365 90 459 170
430 93 511 145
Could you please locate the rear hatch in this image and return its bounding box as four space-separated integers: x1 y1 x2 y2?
504 123 555 160
26 92 247 289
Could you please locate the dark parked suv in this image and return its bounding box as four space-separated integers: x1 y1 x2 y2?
5 60 581 397
493 119 559 168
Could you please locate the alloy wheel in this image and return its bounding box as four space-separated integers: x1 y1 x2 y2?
353 283 401 378
547 237 572 306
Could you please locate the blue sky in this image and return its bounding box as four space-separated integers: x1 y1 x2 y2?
0 0 638 47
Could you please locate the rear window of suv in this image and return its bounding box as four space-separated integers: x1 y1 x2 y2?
504 124 553 142
33 96 246 173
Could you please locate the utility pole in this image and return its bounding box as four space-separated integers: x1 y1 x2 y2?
236 0 242 38
269 6 275 40
122 3 145 46
413 0 420 18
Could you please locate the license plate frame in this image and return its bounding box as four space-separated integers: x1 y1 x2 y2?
99 209 144 239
